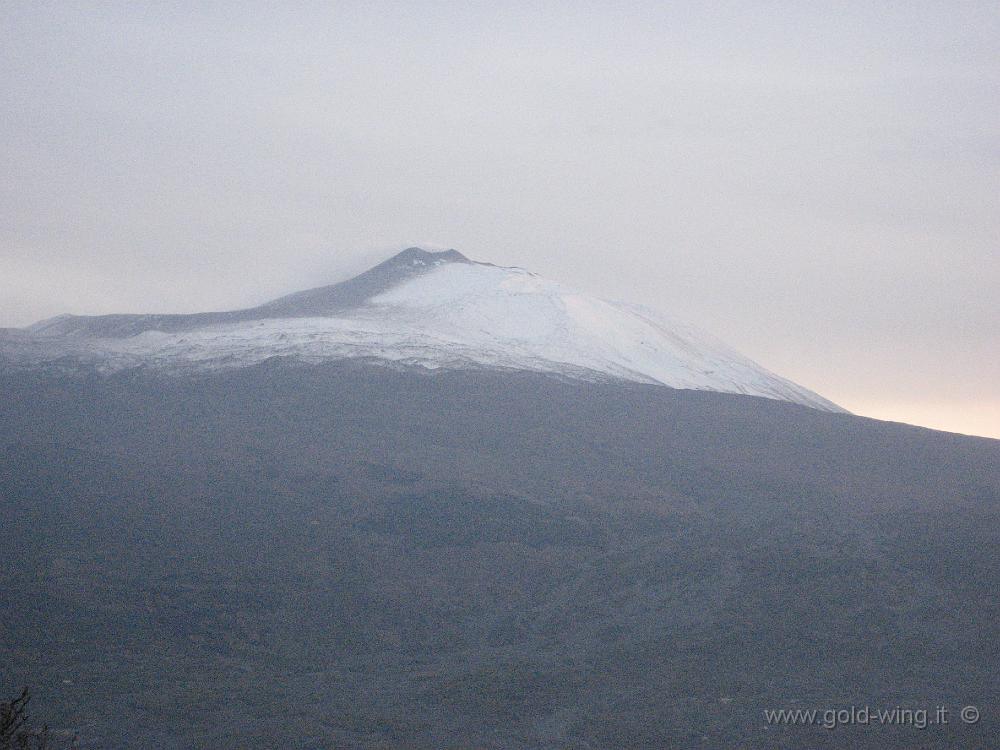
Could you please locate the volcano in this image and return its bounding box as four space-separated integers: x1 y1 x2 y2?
3 248 840 411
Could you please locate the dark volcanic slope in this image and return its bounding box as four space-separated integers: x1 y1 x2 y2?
1 364 998 749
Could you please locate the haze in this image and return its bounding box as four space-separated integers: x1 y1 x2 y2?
2 2 998 438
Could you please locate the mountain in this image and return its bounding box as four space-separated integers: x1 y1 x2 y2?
3 249 997 749
2 248 841 412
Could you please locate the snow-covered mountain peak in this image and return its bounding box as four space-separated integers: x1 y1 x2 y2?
1 249 844 412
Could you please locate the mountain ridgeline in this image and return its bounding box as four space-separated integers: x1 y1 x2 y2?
2 248 841 411
26 248 472 338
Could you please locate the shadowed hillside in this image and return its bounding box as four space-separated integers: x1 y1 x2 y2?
1 363 997 748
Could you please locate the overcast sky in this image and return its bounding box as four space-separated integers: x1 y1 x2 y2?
2 2 998 437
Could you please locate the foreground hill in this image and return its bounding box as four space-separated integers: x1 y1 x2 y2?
1 363 996 748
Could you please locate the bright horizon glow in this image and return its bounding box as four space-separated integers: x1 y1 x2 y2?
837 398 1000 441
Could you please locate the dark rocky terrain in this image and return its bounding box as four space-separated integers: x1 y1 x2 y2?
1 362 998 748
